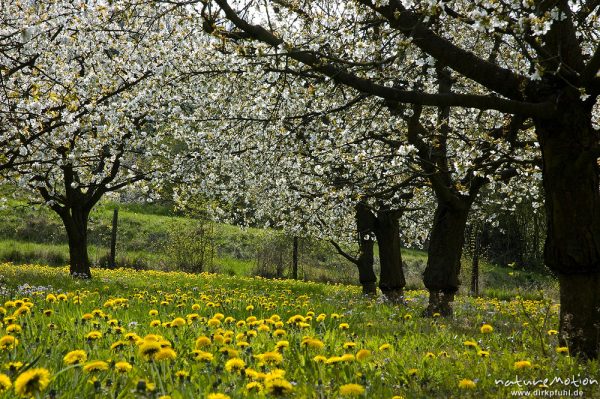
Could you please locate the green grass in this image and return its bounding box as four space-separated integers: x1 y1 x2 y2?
0 263 594 399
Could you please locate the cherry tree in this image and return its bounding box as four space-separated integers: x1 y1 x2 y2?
1 1 204 277
171 0 599 357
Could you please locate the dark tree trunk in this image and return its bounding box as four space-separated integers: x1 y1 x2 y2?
470 232 480 297
292 236 299 280
356 203 377 295
423 201 469 316
109 208 118 269
374 210 405 303
58 207 92 278
535 100 600 358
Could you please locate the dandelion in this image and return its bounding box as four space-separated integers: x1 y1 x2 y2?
356 349 371 361
556 347 569 354
458 379 476 389
424 352 436 359
275 340 289 351
0 374 11 392
379 343 391 351
196 336 211 348
547 329 559 336
14 368 51 397
5 362 23 372
207 394 230 399
225 358 245 373
139 341 162 359
313 355 327 363
246 381 263 392
265 376 293 396
255 351 283 366
83 361 109 373
339 383 365 396
85 331 102 341
114 361 132 373
477 350 490 357
149 310 159 316
463 340 478 348
0 335 18 350
407 368 418 377
301 337 324 350
175 370 189 380
514 360 532 369
154 348 177 361
171 317 186 327
339 323 350 330
480 324 494 333
64 350 87 365
192 350 214 362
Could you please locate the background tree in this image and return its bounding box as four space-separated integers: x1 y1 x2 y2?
1 1 203 277
190 0 600 358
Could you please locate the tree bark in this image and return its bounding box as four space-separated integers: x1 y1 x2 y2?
423 201 469 316
292 236 299 280
58 206 92 278
356 203 377 295
535 100 600 358
109 208 118 269
470 231 480 297
374 210 405 303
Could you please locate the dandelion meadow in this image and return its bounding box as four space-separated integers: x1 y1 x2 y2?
0 263 597 398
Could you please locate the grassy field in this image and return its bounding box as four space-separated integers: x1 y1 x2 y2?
0 200 556 300
0 263 594 398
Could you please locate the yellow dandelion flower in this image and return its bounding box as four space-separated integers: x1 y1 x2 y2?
6 324 21 334
343 342 356 349
313 355 327 363
463 340 478 348
255 351 283 365
339 323 350 330
246 381 263 392
192 350 214 362
207 394 230 399
114 361 132 373
379 343 391 351
139 341 162 359
478 350 490 357
424 352 436 359
275 340 289 351
458 379 477 389
149 310 159 316
225 358 245 373
63 350 87 365
0 335 18 350
547 329 559 336
83 361 109 373
14 368 50 397
556 347 569 354
0 374 10 393
175 370 189 380
356 349 371 361
407 368 418 377
154 348 177 361
514 360 532 369
480 324 494 333
85 331 102 340
339 383 365 396
265 377 293 396
5 362 23 372
171 317 186 327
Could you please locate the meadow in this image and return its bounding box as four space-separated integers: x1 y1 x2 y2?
0 263 596 398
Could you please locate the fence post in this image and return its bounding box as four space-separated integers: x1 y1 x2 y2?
109 208 118 269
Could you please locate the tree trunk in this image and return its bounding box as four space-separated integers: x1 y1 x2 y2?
374 210 405 303
59 207 92 278
423 201 469 316
535 101 600 358
470 232 480 297
109 208 118 269
356 203 377 295
292 236 299 280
